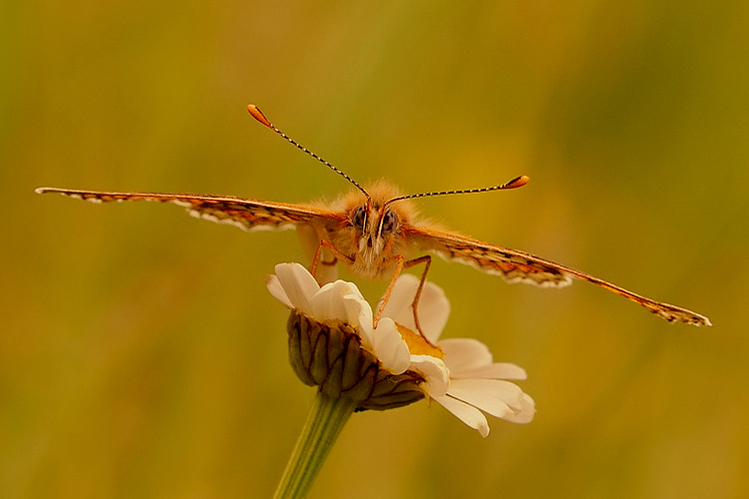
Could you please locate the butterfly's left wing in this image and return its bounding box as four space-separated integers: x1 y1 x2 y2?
406 225 711 326
406 225 573 287
35 187 345 232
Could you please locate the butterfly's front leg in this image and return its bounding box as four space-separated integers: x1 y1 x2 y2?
375 254 436 346
310 239 352 284
297 226 335 284
374 254 406 330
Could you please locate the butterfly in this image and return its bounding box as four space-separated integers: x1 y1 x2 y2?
36 105 711 333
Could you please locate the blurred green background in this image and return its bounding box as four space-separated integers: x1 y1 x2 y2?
2 1 748 497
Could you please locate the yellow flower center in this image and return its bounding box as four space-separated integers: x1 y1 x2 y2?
396 323 443 358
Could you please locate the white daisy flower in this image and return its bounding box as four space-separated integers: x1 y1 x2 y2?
267 263 535 435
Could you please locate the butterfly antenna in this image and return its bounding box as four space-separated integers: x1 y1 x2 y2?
384 175 530 207
247 105 370 201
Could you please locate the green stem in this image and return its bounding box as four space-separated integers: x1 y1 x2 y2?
273 391 357 499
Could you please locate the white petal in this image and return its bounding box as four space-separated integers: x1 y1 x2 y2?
371 317 410 374
341 292 375 349
453 362 527 381
501 393 536 424
433 395 491 437
273 263 319 315
409 355 450 398
310 281 356 326
379 275 450 342
451 378 525 406
266 274 292 308
447 379 524 419
309 281 347 321
439 338 494 374
308 280 382 354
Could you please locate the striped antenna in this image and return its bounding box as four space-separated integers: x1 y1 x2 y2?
247 105 370 201
384 175 530 207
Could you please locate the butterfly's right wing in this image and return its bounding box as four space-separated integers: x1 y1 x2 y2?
35 187 345 233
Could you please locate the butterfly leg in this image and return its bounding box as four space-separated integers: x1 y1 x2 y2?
310 239 351 283
374 255 406 329
374 255 436 346
403 255 433 344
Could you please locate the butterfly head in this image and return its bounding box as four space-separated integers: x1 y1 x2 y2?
349 202 401 252
329 182 414 277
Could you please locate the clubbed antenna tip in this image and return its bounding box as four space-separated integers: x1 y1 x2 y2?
247 104 273 128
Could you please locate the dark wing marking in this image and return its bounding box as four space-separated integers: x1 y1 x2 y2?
35 187 342 232
406 225 711 327
406 225 573 288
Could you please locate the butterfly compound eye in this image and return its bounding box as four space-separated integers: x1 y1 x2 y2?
350 205 367 230
379 209 398 236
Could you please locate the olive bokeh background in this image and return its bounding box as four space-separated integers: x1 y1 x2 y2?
2 1 747 497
